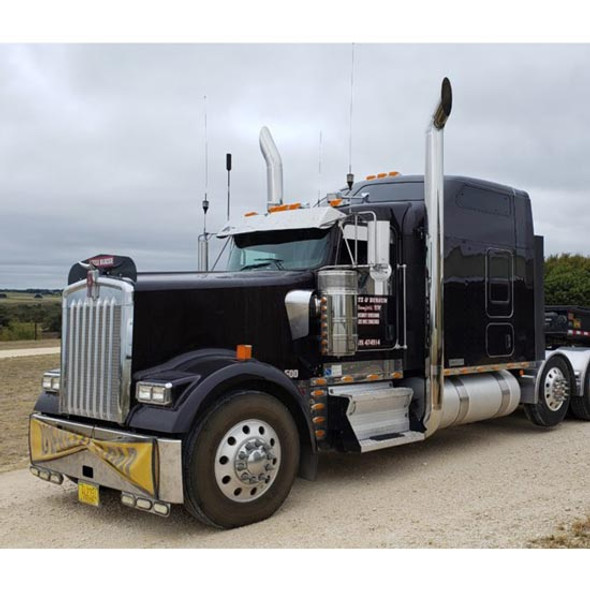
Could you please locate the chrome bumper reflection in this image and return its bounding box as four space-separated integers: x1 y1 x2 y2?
29 413 183 504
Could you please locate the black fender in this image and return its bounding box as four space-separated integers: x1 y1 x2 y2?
127 348 318 480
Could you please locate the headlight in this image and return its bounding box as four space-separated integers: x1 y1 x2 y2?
135 381 173 406
42 370 60 394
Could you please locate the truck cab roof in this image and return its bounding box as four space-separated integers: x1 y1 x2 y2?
349 174 529 203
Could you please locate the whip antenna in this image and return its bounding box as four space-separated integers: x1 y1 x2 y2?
198 95 210 271
317 130 323 206
346 43 356 190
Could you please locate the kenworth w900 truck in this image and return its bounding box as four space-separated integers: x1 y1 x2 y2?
29 79 590 528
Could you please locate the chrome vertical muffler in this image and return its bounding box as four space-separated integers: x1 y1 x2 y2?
424 78 452 438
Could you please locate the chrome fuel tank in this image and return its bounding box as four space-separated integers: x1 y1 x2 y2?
440 370 520 428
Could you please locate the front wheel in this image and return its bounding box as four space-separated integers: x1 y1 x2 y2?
524 355 572 427
183 391 300 529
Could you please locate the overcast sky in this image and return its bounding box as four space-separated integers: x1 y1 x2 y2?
1 43 590 288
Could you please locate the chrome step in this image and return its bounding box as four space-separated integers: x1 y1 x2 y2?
358 430 425 453
329 382 421 452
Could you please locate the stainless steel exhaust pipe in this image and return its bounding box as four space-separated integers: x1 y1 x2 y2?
259 126 284 210
424 78 452 438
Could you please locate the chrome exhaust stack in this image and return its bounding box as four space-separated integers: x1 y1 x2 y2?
424 78 452 438
259 126 284 210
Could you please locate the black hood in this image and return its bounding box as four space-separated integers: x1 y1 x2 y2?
132 270 317 374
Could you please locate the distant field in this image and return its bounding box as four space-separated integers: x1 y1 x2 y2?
0 292 61 305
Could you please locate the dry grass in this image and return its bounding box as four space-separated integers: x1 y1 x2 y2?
529 515 590 548
0 354 60 473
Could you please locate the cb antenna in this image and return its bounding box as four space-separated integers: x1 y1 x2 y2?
202 94 209 233
198 95 210 271
346 43 355 191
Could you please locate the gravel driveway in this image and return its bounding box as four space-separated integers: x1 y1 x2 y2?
2 410 589 548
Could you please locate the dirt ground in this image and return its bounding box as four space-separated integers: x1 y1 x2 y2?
1 351 589 548
1 411 590 548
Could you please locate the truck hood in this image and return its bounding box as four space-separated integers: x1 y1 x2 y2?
131 270 317 374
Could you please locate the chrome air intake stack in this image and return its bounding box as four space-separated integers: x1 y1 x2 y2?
259 126 284 211
424 78 452 438
318 269 358 357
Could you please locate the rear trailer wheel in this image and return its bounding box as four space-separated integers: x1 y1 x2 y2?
183 391 300 529
570 364 590 420
524 355 572 427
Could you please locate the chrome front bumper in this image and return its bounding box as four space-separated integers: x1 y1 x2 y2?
29 413 184 504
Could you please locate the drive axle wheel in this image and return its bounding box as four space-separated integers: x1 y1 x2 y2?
183 391 299 529
524 355 573 427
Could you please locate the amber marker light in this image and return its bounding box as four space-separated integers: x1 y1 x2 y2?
236 344 252 361
329 198 343 207
388 171 400 176
365 175 377 180
377 172 387 178
244 211 258 217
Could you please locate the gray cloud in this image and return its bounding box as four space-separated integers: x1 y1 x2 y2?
1 43 589 288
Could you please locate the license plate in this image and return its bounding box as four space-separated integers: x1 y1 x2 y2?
78 481 100 507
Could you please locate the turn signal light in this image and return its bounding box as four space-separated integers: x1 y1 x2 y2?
236 344 252 361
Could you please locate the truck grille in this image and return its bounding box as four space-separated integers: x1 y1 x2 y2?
60 279 133 423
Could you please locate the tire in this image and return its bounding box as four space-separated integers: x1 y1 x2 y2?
183 391 300 529
570 364 590 420
524 355 572 427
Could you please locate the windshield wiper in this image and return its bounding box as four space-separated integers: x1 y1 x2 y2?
240 258 284 271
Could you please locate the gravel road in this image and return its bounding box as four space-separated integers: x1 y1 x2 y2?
0 347 60 359
2 411 589 548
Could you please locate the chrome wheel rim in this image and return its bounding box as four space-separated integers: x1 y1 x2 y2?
544 367 568 411
214 419 281 503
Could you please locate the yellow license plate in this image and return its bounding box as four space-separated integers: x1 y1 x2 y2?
78 481 100 507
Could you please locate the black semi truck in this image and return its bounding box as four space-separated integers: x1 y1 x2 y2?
29 79 590 528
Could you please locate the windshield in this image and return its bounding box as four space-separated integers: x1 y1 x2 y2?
227 228 332 271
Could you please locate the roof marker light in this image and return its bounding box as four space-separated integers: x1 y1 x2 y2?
366 175 377 181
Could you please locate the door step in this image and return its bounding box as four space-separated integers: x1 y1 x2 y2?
329 382 423 452
359 430 425 452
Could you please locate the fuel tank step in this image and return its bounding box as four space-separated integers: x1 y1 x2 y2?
329 382 422 452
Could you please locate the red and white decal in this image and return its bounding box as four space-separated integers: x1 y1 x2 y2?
89 256 115 268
